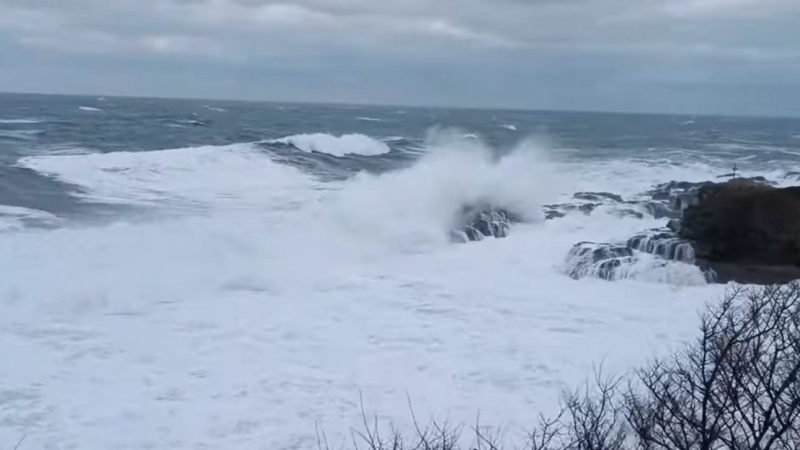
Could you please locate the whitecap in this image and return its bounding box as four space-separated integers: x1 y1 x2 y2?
18 143 318 210
79 106 103 112
270 133 391 157
357 117 383 122
501 124 517 131
0 119 42 124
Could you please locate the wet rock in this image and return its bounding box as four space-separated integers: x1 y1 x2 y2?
667 219 681 232
545 209 566 220
453 205 521 242
627 200 679 219
695 262 800 285
647 181 715 201
543 203 599 219
785 171 800 181
614 209 644 220
565 242 635 281
573 192 623 203
680 180 800 284
626 228 695 263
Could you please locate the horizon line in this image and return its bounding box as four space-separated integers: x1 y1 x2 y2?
1 89 797 121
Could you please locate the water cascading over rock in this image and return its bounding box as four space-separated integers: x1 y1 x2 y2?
565 243 635 281
452 205 522 242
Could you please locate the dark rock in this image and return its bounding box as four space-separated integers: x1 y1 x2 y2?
543 202 599 219
627 200 680 219
453 205 522 242
696 262 800 285
647 181 715 199
565 242 635 281
626 229 695 263
573 192 623 203
680 180 800 284
785 171 800 181
614 209 644 220
667 219 681 232
651 191 671 201
649 178 772 202
670 192 700 215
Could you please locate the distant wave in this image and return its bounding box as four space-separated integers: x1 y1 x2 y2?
175 119 209 127
79 106 103 112
501 124 517 131
269 133 391 157
203 105 227 112
0 205 62 232
0 119 42 124
357 117 383 122
0 129 43 141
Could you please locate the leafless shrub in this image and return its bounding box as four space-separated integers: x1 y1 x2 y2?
625 283 800 450
335 283 800 450
563 370 627 450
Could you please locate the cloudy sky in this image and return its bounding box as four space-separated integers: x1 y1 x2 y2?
1 0 799 116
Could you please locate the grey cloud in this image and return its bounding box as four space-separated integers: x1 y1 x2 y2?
1 0 800 115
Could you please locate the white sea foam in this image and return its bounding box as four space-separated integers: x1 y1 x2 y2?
18 144 320 211
2 131 729 450
0 119 41 124
79 106 103 112
357 117 383 122
0 205 62 231
501 124 517 131
271 133 392 156
327 131 559 249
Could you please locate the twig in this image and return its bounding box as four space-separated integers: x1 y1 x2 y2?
13 435 26 450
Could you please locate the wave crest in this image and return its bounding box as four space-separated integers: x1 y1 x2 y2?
328 130 558 247
270 133 391 157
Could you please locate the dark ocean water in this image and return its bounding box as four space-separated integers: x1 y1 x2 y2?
2 92 800 225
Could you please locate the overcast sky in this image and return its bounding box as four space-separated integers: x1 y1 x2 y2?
1 0 799 116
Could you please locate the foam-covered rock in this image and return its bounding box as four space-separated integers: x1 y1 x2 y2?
453 205 521 242
565 242 635 281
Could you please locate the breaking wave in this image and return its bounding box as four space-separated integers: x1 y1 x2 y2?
269 133 392 157
326 130 559 248
18 144 319 211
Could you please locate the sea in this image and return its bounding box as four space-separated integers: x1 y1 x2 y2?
1 92 799 449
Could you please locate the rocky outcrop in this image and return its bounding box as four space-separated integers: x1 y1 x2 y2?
680 180 800 284
563 176 800 285
452 205 522 242
573 192 623 203
627 229 695 263
565 229 709 283
565 242 634 281
544 202 599 219
545 188 695 222
785 171 800 181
